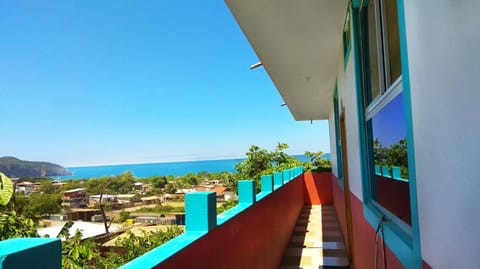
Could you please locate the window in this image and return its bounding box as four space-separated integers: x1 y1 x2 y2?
333 88 343 182
343 6 352 64
359 0 411 226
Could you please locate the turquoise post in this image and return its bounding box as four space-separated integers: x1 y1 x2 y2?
392 166 401 179
283 170 290 182
238 180 256 205
375 165 381 175
0 238 61 269
185 192 216 232
273 172 283 190
381 166 391 178
294 167 299 177
260 175 273 193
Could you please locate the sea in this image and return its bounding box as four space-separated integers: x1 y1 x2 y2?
59 154 330 181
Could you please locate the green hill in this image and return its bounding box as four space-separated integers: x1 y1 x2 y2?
0 156 71 178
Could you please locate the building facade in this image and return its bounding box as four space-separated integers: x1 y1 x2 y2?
225 0 480 268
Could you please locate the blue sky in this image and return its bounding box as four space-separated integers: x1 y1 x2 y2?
0 1 330 167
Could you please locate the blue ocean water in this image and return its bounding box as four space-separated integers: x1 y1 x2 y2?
60 154 329 180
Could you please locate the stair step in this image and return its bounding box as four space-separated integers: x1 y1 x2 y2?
280 253 349 268
280 205 350 269
288 241 345 249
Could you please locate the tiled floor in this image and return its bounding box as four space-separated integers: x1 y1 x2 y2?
280 205 350 269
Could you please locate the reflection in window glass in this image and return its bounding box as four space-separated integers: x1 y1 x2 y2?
360 1 381 104
369 92 411 225
384 0 402 84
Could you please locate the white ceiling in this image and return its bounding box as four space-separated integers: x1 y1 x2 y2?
225 0 348 120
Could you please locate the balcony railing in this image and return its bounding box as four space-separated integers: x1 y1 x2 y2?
0 167 329 269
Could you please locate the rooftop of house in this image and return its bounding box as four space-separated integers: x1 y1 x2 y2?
38 221 122 240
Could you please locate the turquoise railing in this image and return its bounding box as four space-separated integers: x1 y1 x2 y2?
0 167 304 269
375 165 408 182
119 166 303 268
0 238 61 269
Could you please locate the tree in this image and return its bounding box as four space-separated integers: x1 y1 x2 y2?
272 142 301 171
60 226 98 269
304 150 332 172
235 145 273 183
150 176 168 189
114 226 183 262
0 211 38 240
39 180 56 194
0 173 39 240
373 138 409 178
23 193 61 218
235 143 302 192
0 172 14 206
164 183 177 194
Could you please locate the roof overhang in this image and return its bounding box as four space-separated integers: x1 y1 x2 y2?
225 0 348 120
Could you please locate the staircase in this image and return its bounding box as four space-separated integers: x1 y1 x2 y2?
280 205 350 269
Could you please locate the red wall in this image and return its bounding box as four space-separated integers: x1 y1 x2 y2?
155 175 305 269
332 176 435 269
332 176 405 269
375 176 411 225
304 172 333 205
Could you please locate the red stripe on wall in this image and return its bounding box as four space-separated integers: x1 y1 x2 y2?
332 175 405 269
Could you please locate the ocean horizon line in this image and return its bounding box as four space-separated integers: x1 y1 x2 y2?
60 153 330 180
65 152 323 169
66 156 247 169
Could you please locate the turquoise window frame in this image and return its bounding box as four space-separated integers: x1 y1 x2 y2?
351 0 422 268
333 85 344 185
343 3 352 69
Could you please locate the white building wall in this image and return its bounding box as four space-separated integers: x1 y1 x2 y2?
335 39 364 202
329 106 338 178
404 1 480 268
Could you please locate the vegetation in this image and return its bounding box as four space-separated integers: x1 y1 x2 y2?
133 205 184 214
110 226 183 264
0 144 331 268
217 199 237 215
57 221 183 269
373 138 409 178
0 172 14 206
0 211 38 240
304 151 332 172
83 172 136 195
0 156 71 178
234 142 331 192
22 193 61 219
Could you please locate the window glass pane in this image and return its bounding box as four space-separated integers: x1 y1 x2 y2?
360 1 381 106
333 95 343 181
384 0 401 84
369 92 411 225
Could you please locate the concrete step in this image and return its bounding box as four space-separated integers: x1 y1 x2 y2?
280 205 350 269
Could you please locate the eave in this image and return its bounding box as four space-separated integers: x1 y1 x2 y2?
225 0 348 120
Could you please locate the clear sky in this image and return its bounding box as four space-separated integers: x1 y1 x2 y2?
0 1 330 167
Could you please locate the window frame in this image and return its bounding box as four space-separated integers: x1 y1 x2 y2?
333 86 344 184
351 0 422 267
359 0 411 228
343 4 352 69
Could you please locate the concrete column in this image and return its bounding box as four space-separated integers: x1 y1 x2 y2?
0 238 61 269
238 180 256 205
273 172 283 189
185 192 217 232
283 170 291 182
381 166 391 178
260 175 273 193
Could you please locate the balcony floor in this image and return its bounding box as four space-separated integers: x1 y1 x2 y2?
280 205 350 269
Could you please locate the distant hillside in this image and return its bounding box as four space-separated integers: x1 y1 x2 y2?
0 156 72 178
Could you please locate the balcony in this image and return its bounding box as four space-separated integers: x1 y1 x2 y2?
0 168 349 269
